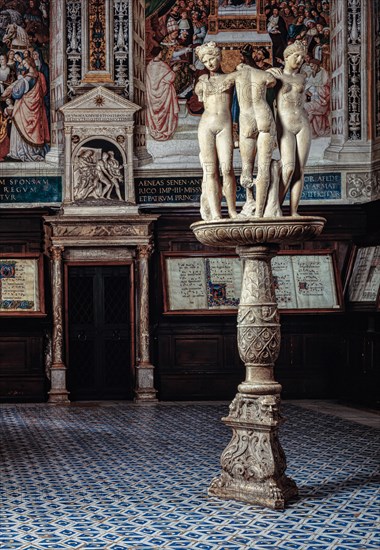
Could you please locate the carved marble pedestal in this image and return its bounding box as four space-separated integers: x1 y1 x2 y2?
191 216 325 509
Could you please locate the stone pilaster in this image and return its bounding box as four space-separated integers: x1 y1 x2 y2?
48 245 70 404
45 0 65 164
325 0 372 162
135 243 158 402
132 0 152 165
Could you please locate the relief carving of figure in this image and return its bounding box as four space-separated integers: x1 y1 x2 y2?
105 150 123 201
95 152 114 199
267 41 311 216
74 149 98 200
74 148 124 202
195 42 237 221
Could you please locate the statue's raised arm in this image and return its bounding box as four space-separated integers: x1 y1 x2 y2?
195 42 237 221
267 41 311 216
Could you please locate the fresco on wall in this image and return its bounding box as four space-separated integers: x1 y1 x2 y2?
0 0 50 162
217 1 257 16
145 0 331 163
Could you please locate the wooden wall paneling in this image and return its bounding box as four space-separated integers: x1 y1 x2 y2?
0 210 50 401
0 334 45 401
151 205 377 402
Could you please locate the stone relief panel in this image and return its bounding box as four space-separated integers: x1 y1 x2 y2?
0 0 50 162
73 139 125 202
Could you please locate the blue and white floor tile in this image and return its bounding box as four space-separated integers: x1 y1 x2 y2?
0 401 379 549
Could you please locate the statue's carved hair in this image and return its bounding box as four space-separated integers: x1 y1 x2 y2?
195 41 221 62
283 40 307 59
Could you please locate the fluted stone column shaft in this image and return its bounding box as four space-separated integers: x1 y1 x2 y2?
134 244 158 402
48 246 69 403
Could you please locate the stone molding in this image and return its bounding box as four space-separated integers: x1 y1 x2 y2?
191 217 326 247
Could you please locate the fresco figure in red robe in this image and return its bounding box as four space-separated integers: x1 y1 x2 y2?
146 46 179 141
1 57 50 161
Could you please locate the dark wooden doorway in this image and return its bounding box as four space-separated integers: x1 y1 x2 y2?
67 265 133 400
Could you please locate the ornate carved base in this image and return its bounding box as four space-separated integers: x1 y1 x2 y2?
191 217 325 509
208 393 298 509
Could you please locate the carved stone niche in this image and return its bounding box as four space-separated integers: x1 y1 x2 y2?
60 86 141 215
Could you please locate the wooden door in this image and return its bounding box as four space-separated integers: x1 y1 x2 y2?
67 265 133 400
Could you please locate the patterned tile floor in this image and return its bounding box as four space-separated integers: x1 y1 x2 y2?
0 401 379 550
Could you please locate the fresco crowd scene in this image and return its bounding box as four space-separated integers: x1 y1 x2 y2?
0 0 332 161
0 0 50 162
146 0 331 141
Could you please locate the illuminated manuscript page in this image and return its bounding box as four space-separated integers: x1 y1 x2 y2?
166 257 207 310
206 257 242 309
0 259 39 312
271 255 297 309
349 246 380 302
292 255 338 309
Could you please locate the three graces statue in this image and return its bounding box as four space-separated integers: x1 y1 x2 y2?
195 40 311 220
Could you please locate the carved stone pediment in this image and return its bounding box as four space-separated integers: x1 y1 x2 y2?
60 86 141 125
60 87 140 210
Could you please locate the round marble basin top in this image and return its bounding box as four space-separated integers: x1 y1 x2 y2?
191 216 326 247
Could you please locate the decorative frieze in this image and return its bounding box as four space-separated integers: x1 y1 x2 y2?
66 0 130 96
347 0 361 45
347 172 380 201
64 248 134 261
66 0 82 96
114 0 130 95
347 51 361 140
375 0 380 138
89 0 107 72
64 113 134 123
347 0 362 141
53 224 139 238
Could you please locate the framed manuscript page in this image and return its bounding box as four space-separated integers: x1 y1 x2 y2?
161 252 242 315
0 254 45 317
271 250 343 313
345 245 380 309
162 250 343 314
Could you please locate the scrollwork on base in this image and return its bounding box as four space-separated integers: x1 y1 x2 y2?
208 393 297 509
209 471 297 510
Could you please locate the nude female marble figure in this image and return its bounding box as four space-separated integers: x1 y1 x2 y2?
267 41 311 216
195 42 237 221
235 62 278 218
